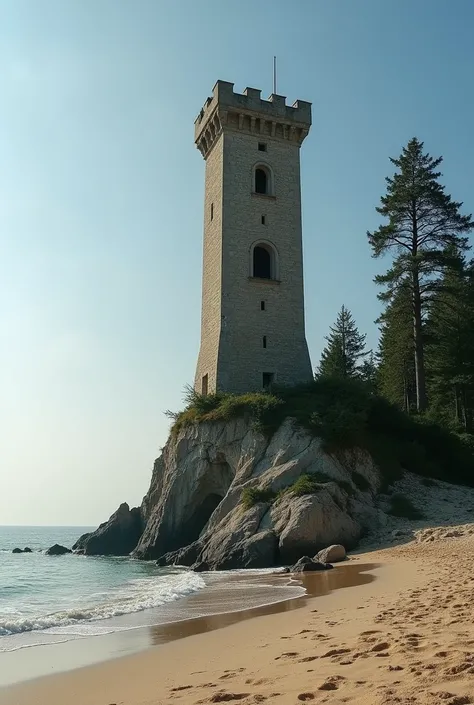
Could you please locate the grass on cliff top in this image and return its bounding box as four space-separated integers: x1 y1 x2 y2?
166 379 474 488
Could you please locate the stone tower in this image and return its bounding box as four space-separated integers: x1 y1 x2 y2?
194 80 313 395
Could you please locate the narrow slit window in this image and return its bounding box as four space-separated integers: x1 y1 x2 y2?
210 203 214 221
261 215 266 225
260 300 265 311
262 372 274 390
263 336 267 348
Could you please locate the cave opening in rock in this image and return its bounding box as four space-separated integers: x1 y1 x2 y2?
173 456 233 550
183 493 223 544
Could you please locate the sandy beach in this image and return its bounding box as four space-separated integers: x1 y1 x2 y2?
2 523 474 705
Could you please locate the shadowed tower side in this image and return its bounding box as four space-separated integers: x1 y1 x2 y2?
194 80 313 395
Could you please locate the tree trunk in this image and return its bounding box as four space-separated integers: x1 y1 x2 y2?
412 271 428 412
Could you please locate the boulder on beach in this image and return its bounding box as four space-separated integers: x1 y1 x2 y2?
45 544 71 556
291 556 334 573
315 544 346 563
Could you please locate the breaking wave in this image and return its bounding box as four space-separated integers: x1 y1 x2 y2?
0 571 205 637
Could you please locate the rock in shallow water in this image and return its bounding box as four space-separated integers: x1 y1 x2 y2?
45 544 72 556
72 503 143 556
12 548 23 554
291 556 333 572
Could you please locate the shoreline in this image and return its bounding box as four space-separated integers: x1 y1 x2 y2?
0 561 378 689
0 551 414 705
3 531 474 704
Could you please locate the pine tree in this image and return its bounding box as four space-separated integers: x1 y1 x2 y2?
359 350 378 391
317 306 367 379
377 282 416 412
368 137 473 412
426 258 474 431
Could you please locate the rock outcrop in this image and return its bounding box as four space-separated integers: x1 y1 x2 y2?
73 503 143 556
45 544 71 556
129 417 382 568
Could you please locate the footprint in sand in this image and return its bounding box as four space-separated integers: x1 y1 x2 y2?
297 694 315 701
274 651 298 660
170 685 193 692
318 676 345 691
371 642 391 653
208 693 250 702
321 647 351 658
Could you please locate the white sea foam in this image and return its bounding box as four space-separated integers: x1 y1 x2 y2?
0 571 205 637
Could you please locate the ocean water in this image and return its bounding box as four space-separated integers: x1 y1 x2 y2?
0 527 303 655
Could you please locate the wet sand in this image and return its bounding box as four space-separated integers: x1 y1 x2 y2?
3 530 474 705
0 562 377 688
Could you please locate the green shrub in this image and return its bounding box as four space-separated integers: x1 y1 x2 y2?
241 486 276 509
388 493 425 520
167 378 474 489
289 473 326 496
351 471 371 492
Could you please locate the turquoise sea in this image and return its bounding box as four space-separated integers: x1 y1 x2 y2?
0 526 302 656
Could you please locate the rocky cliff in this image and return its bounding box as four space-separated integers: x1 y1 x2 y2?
133 418 383 567
76 417 386 567
133 416 383 567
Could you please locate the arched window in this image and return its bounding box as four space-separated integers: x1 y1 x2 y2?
253 245 271 278
253 164 273 196
250 240 278 280
255 168 267 194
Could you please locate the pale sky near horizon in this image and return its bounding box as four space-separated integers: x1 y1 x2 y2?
1 0 474 526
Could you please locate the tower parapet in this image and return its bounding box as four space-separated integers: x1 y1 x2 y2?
195 80 311 159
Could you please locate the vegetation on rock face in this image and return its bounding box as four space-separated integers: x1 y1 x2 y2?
168 377 474 489
241 487 276 509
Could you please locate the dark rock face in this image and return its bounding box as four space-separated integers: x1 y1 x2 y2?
45 544 72 556
204 530 278 571
291 556 333 572
156 541 201 567
73 503 143 556
12 548 23 554
192 561 210 572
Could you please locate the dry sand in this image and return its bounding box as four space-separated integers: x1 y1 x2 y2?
2 522 474 705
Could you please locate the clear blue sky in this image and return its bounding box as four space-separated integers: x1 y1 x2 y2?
1 0 473 525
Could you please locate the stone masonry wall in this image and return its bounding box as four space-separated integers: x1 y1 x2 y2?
194 82 313 394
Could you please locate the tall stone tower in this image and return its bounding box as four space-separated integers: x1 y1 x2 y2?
194 80 313 395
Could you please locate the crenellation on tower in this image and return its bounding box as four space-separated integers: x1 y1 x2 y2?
194 79 313 395
195 80 311 158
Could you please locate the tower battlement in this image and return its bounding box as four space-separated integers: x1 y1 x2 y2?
195 80 311 158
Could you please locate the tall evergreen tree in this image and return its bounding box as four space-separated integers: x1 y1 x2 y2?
377 282 416 412
368 137 473 412
359 350 378 392
317 305 367 379
426 258 474 431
